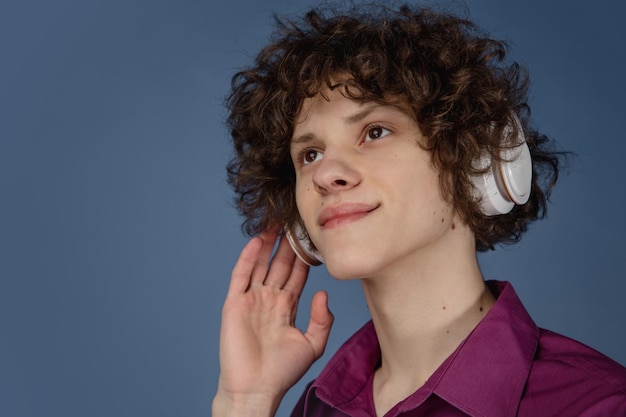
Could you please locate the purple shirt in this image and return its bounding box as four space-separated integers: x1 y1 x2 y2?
290 281 626 416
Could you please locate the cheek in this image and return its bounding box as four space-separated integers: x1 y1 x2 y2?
294 181 313 220
390 160 436 196
391 160 449 213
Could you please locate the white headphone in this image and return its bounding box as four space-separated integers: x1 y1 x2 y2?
285 114 533 266
284 222 324 266
472 115 533 216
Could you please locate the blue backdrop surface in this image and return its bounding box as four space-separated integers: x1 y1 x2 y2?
1 1 625 416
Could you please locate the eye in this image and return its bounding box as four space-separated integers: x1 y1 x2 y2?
365 126 391 142
301 149 323 165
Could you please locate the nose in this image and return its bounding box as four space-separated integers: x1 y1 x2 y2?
311 152 361 195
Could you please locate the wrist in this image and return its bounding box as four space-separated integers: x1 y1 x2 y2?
212 389 283 417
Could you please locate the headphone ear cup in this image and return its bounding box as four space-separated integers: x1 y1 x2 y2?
284 222 324 266
473 115 533 216
473 153 516 215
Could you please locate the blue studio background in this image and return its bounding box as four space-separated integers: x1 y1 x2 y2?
1 1 625 416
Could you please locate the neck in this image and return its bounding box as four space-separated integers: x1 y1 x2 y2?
360 224 495 415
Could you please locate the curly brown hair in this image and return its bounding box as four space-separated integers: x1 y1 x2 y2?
226 3 562 251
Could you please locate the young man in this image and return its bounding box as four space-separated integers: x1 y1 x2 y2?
213 4 626 416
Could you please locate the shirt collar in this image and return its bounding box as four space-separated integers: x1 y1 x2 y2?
422 281 540 416
309 281 540 417
311 320 380 411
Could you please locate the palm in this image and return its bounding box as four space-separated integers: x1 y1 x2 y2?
216 231 333 402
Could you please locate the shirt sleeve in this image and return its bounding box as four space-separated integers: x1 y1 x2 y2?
584 392 626 417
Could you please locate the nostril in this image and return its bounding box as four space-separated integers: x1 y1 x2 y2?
333 179 347 186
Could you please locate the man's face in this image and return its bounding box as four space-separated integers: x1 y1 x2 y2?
290 89 461 280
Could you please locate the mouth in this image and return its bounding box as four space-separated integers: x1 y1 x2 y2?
318 203 380 229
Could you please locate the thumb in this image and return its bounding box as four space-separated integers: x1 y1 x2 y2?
304 291 334 360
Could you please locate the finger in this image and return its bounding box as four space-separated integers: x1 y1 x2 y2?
282 256 309 294
228 237 263 295
284 258 309 327
249 230 279 286
264 234 298 288
303 291 334 360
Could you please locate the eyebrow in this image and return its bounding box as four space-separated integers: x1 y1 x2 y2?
291 102 408 145
291 132 315 146
343 102 379 125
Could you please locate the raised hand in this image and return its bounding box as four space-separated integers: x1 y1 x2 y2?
212 230 334 417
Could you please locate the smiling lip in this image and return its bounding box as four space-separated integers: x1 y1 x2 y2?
318 203 379 229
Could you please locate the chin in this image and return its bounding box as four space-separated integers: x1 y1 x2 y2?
323 252 381 281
